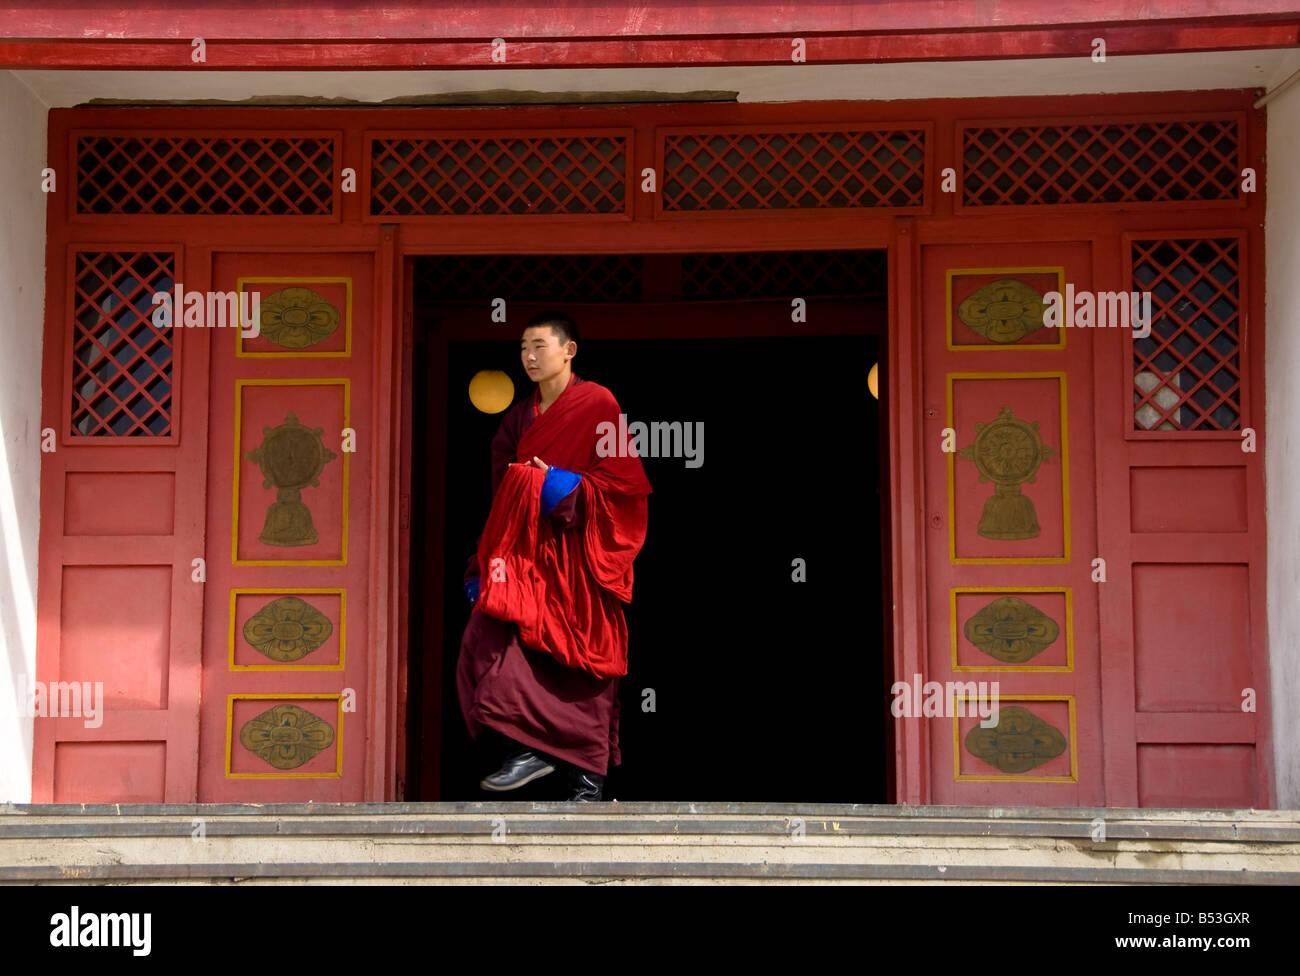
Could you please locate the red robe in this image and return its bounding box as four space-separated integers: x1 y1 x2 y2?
457 373 650 774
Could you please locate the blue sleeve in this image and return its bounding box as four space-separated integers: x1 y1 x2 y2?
540 465 582 517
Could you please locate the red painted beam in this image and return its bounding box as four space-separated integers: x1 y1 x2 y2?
0 1 1297 69
4 1 1300 40
0 24 1296 70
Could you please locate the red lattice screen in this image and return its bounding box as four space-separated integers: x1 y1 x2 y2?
370 134 628 216
680 249 887 300
70 250 176 437
415 253 643 303
412 250 889 304
962 118 1241 207
1131 237 1242 432
660 126 926 212
75 133 336 215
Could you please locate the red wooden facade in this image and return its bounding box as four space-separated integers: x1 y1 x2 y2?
33 90 1271 806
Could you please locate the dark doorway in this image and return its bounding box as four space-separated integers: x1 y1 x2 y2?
407 265 892 803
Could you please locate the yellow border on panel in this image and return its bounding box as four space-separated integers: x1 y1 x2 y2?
228 587 347 672
226 693 344 779
235 276 353 358
946 266 1067 351
232 377 350 567
947 371 1070 565
952 694 1077 784
950 586 1074 673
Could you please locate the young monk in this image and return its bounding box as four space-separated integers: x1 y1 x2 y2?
457 310 651 801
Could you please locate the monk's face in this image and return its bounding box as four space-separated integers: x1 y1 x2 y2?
521 325 574 384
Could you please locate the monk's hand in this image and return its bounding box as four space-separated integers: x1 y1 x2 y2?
529 456 549 474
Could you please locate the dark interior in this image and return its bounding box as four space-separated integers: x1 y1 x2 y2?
407 267 892 803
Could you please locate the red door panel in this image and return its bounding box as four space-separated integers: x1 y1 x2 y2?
34 244 207 803
199 251 375 801
921 241 1103 805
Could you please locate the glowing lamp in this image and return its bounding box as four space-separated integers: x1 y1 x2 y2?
468 370 515 414
868 362 879 400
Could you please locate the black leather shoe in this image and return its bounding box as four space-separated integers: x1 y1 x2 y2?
567 766 605 801
479 747 556 791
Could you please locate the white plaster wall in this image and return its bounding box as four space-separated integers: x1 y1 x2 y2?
1266 78 1300 809
0 72 46 803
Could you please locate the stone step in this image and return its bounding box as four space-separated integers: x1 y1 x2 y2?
3 802 1298 884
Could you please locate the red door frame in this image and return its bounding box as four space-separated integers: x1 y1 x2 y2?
37 90 1270 805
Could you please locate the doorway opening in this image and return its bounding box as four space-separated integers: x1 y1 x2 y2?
405 252 893 801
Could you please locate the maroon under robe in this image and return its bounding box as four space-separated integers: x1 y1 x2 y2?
456 373 626 775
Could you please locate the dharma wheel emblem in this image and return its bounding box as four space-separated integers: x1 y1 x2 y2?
243 596 333 662
956 278 1047 343
964 705 1067 774
964 596 1060 663
246 412 337 547
259 287 340 348
239 703 335 770
957 405 1055 540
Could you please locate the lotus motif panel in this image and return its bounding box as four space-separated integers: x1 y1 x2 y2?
957 278 1048 343
238 703 335 770
964 596 1060 663
242 596 333 662
259 287 341 349
964 705 1067 774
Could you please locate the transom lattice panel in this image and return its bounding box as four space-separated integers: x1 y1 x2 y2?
681 250 888 300
1131 237 1242 433
962 118 1241 207
661 126 927 212
370 133 629 217
412 250 888 304
75 133 336 216
70 250 176 437
415 254 644 304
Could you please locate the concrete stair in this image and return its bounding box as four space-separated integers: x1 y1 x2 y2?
2 802 1299 884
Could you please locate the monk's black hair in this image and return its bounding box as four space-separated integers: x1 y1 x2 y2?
525 310 579 347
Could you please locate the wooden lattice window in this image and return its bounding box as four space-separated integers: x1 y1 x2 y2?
413 250 887 305
70 251 176 437
75 133 336 216
661 126 926 212
370 133 628 217
416 254 644 303
681 250 887 300
962 118 1241 207
1131 237 1242 432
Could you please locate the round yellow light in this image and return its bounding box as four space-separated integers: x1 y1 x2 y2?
468 370 515 414
868 362 879 399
